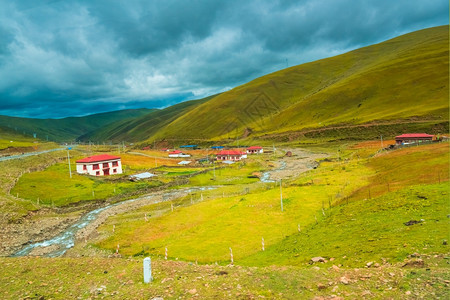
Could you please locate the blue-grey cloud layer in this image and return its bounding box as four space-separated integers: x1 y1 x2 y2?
0 0 447 118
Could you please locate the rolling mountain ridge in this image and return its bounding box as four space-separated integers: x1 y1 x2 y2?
143 25 448 143
0 109 154 142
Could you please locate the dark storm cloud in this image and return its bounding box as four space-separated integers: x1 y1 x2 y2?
0 0 447 118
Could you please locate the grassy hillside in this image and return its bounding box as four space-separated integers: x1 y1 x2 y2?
92 142 448 266
0 126 39 151
143 25 448 142
0 108 154 142
79 96 217 143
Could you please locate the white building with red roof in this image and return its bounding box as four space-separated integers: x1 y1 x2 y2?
76 154 122 176
247 146 263 154
395 133 434 145
216 150 247 161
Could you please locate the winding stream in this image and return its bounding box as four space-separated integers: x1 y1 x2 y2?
260 161 287 183
12 186 216 257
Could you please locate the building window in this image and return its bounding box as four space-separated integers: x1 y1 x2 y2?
96 171 100 176
103 163 109 168
113 169 117 173
93 164 99 170
112 161 118 167
83 165 87 170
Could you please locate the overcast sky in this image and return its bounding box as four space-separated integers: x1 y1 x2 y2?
0 0 448 118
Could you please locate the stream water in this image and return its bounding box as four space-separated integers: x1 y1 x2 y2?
12 186 216 257
259 161 287 183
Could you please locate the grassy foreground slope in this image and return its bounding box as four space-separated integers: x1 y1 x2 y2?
1 255 448 299
145 26 448 141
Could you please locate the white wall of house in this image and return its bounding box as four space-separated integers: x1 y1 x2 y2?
76 159 123 176
169 153 191 157
247 148 263 154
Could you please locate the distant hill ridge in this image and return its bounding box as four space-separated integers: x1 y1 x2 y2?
0 109 154 142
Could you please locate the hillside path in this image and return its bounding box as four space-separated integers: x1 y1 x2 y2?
0 147 64 162
263 148 328 182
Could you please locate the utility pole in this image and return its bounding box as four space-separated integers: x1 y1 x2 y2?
280 179 283 212
380 135 383 148
67 147 72 178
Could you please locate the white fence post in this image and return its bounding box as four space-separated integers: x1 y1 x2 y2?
143 257 153 283
229 247 234 264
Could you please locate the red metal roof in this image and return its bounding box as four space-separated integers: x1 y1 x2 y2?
76 154 121 163
169 150 182 154
247 146 262 150
395 133 434 139
216 150 243 156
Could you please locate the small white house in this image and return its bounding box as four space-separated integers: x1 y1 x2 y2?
168 150 191 158
76 154 122 176
247 146 263 154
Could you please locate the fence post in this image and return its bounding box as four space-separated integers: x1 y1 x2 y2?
143 257 153 283
229 247 234 264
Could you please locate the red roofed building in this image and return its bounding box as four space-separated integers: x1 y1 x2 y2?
216 150 247 161
76 154 122 176
395 133 434 145
247 146 263 154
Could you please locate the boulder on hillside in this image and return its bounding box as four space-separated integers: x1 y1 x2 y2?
310 257 326 264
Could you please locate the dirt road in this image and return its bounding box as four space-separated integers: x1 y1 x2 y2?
264 148 328 181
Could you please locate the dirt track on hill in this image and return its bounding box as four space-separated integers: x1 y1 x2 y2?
265 148 328 181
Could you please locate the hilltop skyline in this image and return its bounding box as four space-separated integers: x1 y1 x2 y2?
0 0 448 118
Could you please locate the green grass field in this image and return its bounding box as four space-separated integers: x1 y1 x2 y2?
1 141 449 299
92 142 448 268
11 162 162 207
94 155 370 262
241 183 449 267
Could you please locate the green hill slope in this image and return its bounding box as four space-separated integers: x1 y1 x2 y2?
0 108 154 142
79 95 217 143
146 25 448 142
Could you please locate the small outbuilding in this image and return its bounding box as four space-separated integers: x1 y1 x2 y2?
180 145 199 150
247 146 263 154
168 150 191 158
76 154 122 176
130 172 157 181
395 133 434 145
